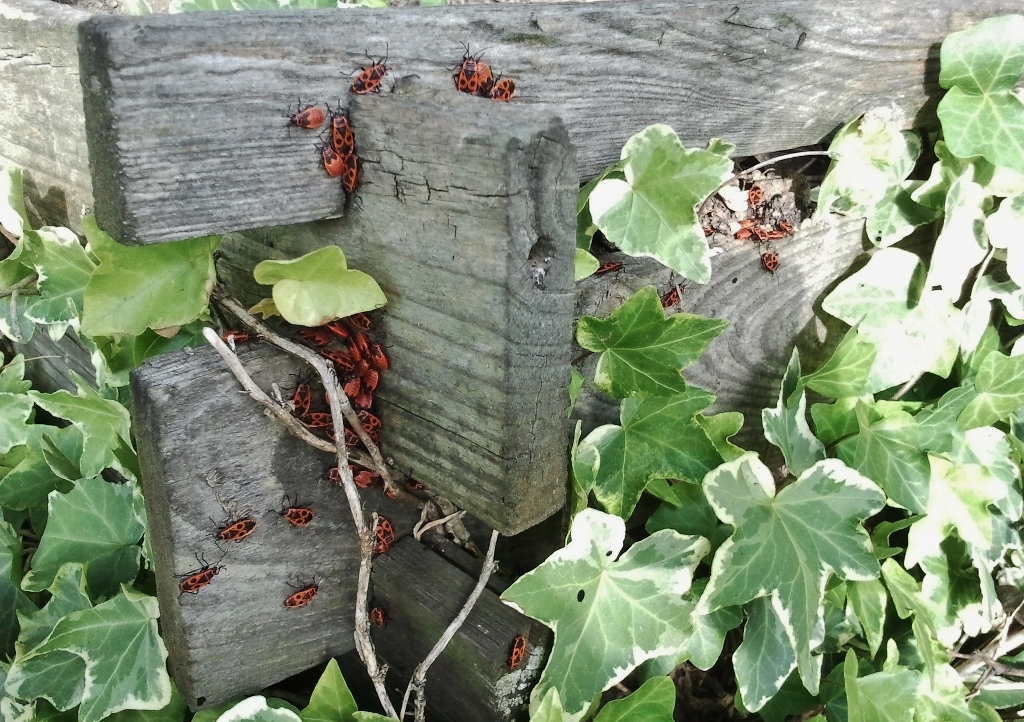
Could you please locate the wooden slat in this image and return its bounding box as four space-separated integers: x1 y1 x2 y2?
0 0 94 233
130 343 423 709
77 0 1019 242
369 538 549 722
215 86 575 536
574 217 869 455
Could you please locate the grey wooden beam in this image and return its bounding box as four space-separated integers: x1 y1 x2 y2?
0 0 94 233
215 86 575 536
76 0 1019 242
130 343 424 709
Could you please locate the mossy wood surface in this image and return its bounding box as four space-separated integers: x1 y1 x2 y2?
215 87 576 536
130 343 423 710
370 538 549 722
75 0 1018 242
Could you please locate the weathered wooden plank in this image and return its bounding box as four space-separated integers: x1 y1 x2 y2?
130 342 423 709
216 86 575 536
77 0 1019 242
369 538 549 722
0 0 94 233
574 216 869 455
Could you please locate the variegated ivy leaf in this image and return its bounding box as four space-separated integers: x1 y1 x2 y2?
19 227 96 337
0 518 33 656
502 509 709 722
986 195 1024 287
6 586 170 722
841 649 919 722
576 286 728 398
959 351 1024 429
574 248 600 281
588 125 734 284
732 597 797 711
881 559 941 681
0 164 28 242
698 454 885 699
17 563 92 651
590 677 675 722
220 697 302 722
924 167 991 300
937 15 1024 175
762 349 825 477
803 327 876 400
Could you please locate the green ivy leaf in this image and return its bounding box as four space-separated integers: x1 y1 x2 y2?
696 412 745 462
588 126 733 283
762 350 825 477
0 391 33 456
959 352 1024 429
592 677 674 722
0 354 31 394
0 426 76 512
0 518 32 656
839 403 930 513
501 509 709 722
22 478 146 598
846 578 887 657
577 389 722 518
350 715 394 722
6 586 170 722
574 248 600 281
254 246 386 327
916 664 994 722
645 481 729 557
27 382 132 479
816 110 925 246
215 697 303 722
732 597 797 711
803 328 877 399
810 396 864 447
20 228 96 335
843 649 919 722
698 454 885 698
576 287 727 398
299 659 356 722
937 15 1024 174
17 563 92 651
81 217 218 337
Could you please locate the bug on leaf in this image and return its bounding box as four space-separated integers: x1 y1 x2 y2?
215 516 257 543
280 497 315 527
178 552 224 596
594 260 623 275
351 47 389 95
287 99 325 130
508 635 528 670
452 43 493 95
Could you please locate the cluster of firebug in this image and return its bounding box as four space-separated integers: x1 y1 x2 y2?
374 515 396 556
453 44 517 102
734 183 794 277
287 95 361 194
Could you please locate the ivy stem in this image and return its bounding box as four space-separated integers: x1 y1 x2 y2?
699 150 831 212
399 529 500 722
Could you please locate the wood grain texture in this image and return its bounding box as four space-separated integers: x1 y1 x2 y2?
370 538 549 722
77 0 1019 242
130 342 422 709
215 85 576 536
0 0 93 232
573 217 869 455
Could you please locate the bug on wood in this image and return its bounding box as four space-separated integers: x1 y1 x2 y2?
341 152 359 194
348 313 373 332
178 552 224 596
405 479 425 491
317 142 345 178
761 250 781 275
453 43 493 95
748 186 764 208
325 320 351 340
351 47 389 95
325 104 356 158
374 515 396 555
488 77 517 102
287 99 325 130
370 605 386 627
361 367 380 394
327 466 343 483
298 327 333 348
284 578 320 609
660 287 681 309
703 226 714 237
778 220 794 234
751 226 770 243
215 516 257 543
343 375 362 399
344 427 361 448
734 228 753 240
280 497 315 527
368 343 389 371
508 635 528 670
321 347 355 371
221 330 250 344
305 411 334 429
354 390 375 410
594 260 623 275
358 410 382 434
352 331 371 360
290 380 313 418
354 470 378 488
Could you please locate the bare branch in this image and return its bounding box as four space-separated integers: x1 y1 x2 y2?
400 529 501 722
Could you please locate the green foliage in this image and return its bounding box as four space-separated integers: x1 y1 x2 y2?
586 126 733 283
299 660 357 722
253 246 387 327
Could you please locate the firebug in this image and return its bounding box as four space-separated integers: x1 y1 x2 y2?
351 47 389 95
215 517 257 543
325 104 356 157
321 347 355 371
317 142 344 178
325 320 351 340
287 100 325 130
452 43 493 95
761 250 780 275
280 497 315 527
368 343 389 370
284 579 320 609
305 412 333 429
595 260 623 275
348 313 373 331
340 152 359 194
370 605 386 627
374 515 396 555
488 77 516 102
178 552 224 596
298 327 333 347
508 635 528 670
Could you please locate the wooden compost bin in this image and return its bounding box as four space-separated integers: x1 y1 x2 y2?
2 0 1016 718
